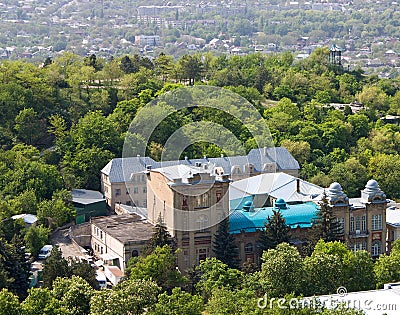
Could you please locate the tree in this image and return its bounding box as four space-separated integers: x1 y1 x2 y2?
90 279 159 315
195 257 243 301
312 193 342 243
149 287 203 315
368 154 400 199
175 55 203 85
258 209 290 253
14 108 46 146
128 245 186 292
120 55 137 74
42 246 70 288
0 236 30 299
205 287 259 315
213 218 240 269
328 158 368 197
69 259 98 289
142 215 175 256
52 276 93 315
22 288 66 315
259 243 303 297
0 289 21 315
24 225 51 258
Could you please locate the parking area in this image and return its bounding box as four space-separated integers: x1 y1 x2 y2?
51 227 85 259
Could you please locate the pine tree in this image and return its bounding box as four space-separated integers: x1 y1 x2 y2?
42 245 70 289
314 192 343 242
258 209 290 253
143 215 175 256
212 218 239 269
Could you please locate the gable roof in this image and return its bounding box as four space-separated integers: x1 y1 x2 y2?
101 147 299 183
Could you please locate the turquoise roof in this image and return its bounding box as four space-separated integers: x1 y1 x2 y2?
229 202 319 234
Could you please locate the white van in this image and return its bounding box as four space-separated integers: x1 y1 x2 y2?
38 245 53 260
95 271 107 289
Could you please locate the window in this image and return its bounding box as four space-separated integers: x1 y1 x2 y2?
352 242 367 252
197 215 209 232
338 218 345 234
131 250 139 258
126 188 130 195
100 231 103 240
126 201 131 206
143 200 147 207
361 215 366 231
133 187 138 194
355 216 360 231
372 214 382 230
115 189 121 196
372 241 381 256
245 243 254 253
350 217 355 232
182 195 188 208
196 193 209 208
142 175 145 182
143 186 147 193
196 248 208 263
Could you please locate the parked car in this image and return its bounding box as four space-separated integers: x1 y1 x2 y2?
38 245 53 260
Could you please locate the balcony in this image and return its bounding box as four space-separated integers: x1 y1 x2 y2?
349 230 369 238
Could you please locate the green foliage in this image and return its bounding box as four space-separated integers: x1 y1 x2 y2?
213 218 240 269
149 287 203 315
142 216 175 256
42 246 70 289
260 243 303 297
312 194 343 243
0 288 21 315
196 257 243 301
22 287 66 315
23 225 50 257
128 245 186 292
52 276 94 315
0 237 30 299
90 279 159 315
258 210 291 253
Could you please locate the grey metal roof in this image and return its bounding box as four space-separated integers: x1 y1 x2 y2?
72 189 105 205
101 147 299 183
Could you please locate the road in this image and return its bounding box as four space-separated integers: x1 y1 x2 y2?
51 227 85 259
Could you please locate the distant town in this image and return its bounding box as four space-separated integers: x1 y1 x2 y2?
1 0 400 77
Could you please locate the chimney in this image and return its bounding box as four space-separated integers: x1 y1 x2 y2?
296 178 300 193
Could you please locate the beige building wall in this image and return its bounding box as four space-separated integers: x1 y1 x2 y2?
147 169 230 271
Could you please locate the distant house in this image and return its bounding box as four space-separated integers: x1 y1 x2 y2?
72 189 107 224
134 35 160 47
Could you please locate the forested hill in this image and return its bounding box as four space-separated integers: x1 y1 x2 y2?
0 50 399 207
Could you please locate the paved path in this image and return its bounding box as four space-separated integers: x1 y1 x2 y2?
51 227 84 259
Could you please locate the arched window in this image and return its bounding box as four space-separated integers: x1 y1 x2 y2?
372 241 381 257
245 243 254 253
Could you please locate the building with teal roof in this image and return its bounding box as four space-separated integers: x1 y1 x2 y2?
229 197 320 264
229 199 319 234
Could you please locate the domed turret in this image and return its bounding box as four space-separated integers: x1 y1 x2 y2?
361 179 386 203
243 200 254 212
275 198 287 210
326 182 348 205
